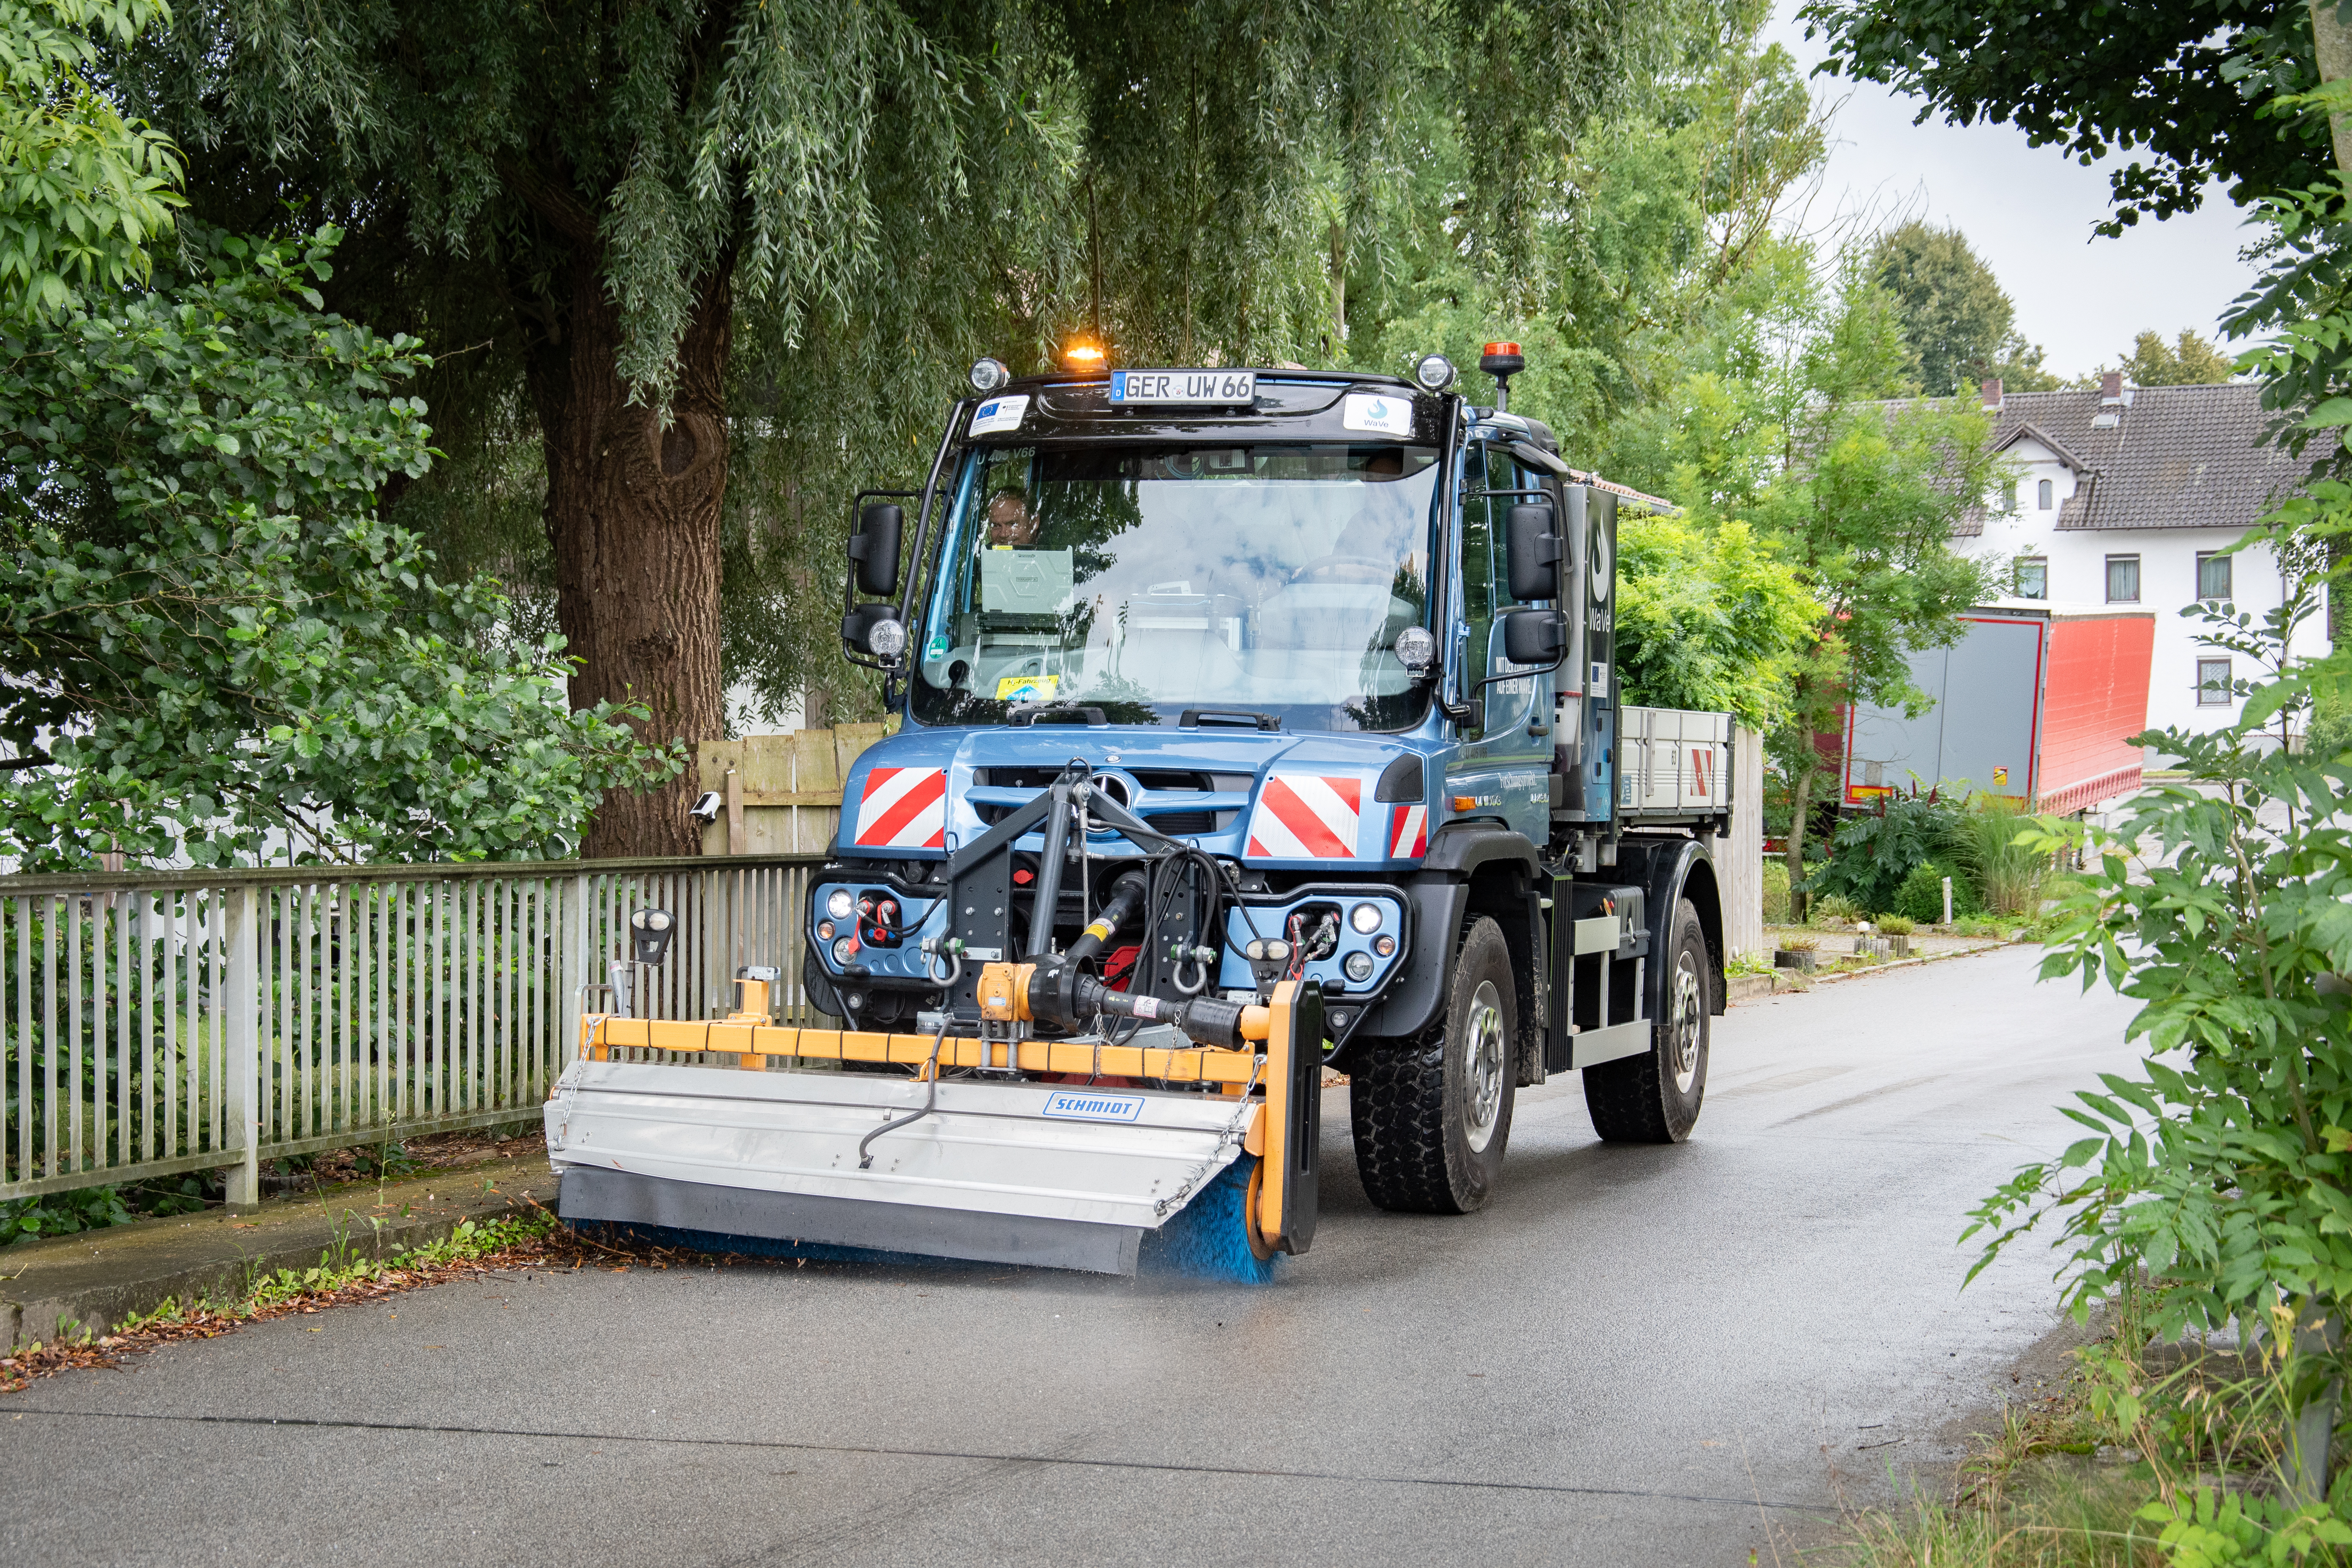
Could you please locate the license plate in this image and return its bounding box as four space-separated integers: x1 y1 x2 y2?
1109 369 1257 405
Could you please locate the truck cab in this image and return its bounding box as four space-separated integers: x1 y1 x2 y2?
808 350 1733 1216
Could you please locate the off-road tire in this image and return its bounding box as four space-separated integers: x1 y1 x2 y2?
1350 917 1518 1214
1584 897 1710 1143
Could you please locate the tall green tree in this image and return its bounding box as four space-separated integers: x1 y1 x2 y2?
1867 219 2057 394
116 0 1682 856
2117 326 2239 384
0 227 678 867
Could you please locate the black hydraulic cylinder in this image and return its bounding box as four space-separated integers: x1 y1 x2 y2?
1024 779 1073 959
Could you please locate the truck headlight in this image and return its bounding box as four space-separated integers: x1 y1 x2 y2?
827 889 854 920
1344 951 1375 982
1374 935 1396 958
832 936 857 965
1349 902 1383 934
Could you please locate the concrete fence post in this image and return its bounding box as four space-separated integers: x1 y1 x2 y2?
561 871 591 1068
1718 725 1767 959
220 883 261 1211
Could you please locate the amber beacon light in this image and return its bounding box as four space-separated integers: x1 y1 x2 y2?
1479 340 1525 411
1060 337 1108 374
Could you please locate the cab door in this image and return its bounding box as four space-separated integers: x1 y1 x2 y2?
1447 444 1556 842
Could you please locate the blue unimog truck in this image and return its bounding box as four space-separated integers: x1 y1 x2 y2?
548 344 1737 1275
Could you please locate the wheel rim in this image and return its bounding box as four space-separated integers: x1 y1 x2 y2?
1670 951 1704 1095
1463 979 1506 1153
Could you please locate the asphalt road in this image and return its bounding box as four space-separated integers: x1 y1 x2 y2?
3 945 2140 1567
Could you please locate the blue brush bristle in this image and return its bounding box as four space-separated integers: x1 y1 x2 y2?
1137 1156 1280 1285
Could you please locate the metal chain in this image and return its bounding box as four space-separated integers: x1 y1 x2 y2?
1152 1057 1263 1218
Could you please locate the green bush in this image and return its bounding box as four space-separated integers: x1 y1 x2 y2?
1807 794 1966 913
1893 859 1978 923
1761 858 1791 923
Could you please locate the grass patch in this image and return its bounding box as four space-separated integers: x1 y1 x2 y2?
0 1207 561 1393
1802 1325 2352 1566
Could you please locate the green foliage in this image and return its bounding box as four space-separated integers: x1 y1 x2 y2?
2118 328 2239 387
1867 219 2054 396
0 1180 128 1241
1761 855 1790 923
0 0 182 318
1802 0 2327 232
1613 511 1818 732
1808 792 1963 913
1873 912 1914 935
1893 857 1977 923
1952 795 2050 915
0 226 681 866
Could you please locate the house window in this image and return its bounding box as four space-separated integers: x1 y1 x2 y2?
2197 657 2233 706
2014 557 2047 599
2006 479 2020 513
2105 555 2140 603
2038 478 2054 509
2197 551 2232 602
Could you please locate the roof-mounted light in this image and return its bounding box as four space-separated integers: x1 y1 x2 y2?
969 357 1010 394
1480 340 1526 411
1413 353 1456 392
1060 337 1108 375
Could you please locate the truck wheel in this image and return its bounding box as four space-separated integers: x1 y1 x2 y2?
1585 897 1710 1143
1350 916 1516 1214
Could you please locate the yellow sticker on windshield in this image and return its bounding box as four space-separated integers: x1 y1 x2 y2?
996 675 1059 703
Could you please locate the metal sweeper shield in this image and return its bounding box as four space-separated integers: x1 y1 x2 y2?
544 984 1320 1276
545 768 1324 1277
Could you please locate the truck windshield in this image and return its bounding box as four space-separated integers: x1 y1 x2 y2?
910 442 1438 731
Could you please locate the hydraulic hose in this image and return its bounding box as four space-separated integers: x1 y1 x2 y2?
1024 964 1262 1049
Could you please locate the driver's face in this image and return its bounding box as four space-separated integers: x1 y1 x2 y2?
987 497 1039 547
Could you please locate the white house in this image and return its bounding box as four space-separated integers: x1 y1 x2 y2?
1961 375 2332 743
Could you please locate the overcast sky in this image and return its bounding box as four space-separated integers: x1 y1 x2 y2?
1762 4 2262 381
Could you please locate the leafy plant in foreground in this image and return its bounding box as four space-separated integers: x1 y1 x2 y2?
1964 537 2352 1517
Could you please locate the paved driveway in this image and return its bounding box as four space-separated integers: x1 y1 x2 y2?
2 945 2139 1567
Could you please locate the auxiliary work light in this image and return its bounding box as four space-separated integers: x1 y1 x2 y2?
1412 353 1456 392
630 907 676 966
969 357 1011 394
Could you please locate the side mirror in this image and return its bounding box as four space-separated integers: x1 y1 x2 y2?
1505 502 1561 601
847 502 903 597
1501 607 1565 664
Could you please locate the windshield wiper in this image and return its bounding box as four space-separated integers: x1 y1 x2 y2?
1178 708 1282 732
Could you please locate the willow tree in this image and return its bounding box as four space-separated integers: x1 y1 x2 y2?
119 1 1052 854
118 0 1672 855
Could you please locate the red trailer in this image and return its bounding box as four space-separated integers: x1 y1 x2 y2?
1842 603 2154 816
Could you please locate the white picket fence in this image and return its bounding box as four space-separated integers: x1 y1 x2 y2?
0 855 826 1206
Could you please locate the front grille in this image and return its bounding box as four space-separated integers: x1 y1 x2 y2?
1143 809 1218 834
1129 769 1211 792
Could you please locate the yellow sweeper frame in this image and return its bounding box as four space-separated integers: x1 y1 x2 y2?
572 975 1322 1255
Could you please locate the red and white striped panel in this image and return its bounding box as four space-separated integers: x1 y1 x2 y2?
1246 775 1362 860
852 766 948 850
1389 803 1428 860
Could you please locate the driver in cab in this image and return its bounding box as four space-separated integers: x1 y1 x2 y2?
985 487 1042 549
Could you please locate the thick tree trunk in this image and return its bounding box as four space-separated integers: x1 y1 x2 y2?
1782 761 1817 925
525 247 730 858
2312 0 2352 174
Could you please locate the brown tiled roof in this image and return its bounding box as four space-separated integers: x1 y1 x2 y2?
1956 382 2322 537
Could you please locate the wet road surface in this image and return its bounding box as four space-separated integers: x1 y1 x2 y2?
1 945 2139 1566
